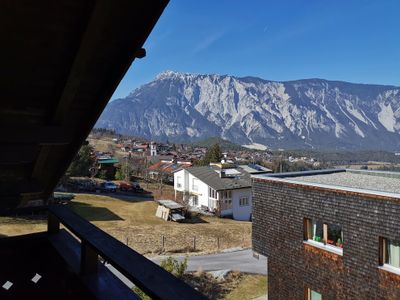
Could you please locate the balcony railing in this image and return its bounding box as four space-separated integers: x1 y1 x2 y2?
47 205 206 300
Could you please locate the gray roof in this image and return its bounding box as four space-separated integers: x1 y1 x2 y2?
238 164 272 174
288 170 400 195
186 166 251 191
254 169 400 196
157 200 184 210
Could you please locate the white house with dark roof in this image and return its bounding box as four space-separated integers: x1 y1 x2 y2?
174 164 263 221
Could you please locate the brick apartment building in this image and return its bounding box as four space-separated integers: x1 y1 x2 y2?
252 169 400 299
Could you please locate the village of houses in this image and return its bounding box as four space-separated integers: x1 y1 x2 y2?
64 130 320 222
41 129 321 259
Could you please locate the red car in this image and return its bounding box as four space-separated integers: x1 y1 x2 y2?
117 181 132 191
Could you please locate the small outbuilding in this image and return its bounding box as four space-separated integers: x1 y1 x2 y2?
156 200 185 222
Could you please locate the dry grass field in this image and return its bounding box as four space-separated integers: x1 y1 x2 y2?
87 137 116 153
0 193 252 256
0 215 47 237
334 161 400 170
183 271 267 300
222 274 267 300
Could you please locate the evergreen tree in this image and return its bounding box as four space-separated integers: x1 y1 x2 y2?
209 143 222 163
115 162 132 181
98 170 108 180
66 144 95 177
196 143 222 166
115 168 124 180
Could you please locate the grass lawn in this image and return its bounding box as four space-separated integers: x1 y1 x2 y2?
0 215 47 237
223 274 267 300
68 194 251 255
0 193 251 255
183 271 266 300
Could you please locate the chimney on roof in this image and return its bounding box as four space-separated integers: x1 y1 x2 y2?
220 170 226 178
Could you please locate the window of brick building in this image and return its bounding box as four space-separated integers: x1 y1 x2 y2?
305 287 322 300
304 218 343 254
379 237 400 271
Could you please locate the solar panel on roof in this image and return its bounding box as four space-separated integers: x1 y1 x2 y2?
224 169 241 175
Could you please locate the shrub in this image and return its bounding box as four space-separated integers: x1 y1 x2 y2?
133 256 188 299
160 256 188 279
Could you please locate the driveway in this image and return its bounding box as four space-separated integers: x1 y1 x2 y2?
106 249 267 288
151 249 267 275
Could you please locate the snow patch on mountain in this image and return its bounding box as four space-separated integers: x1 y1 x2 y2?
242 143 268 150
378 102 396 133
344 99 367 124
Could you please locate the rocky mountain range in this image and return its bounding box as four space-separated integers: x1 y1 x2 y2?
96 71 400 150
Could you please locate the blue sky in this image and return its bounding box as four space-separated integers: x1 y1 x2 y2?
112 0 400 99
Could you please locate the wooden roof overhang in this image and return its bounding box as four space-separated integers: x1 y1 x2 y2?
0 0 168 213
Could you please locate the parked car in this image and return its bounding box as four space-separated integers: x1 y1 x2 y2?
77 181 97 192
131 181 144 193
118 181 132 191
53 192 75 204
101 181 117 193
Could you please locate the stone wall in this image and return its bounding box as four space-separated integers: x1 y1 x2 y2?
252 177 400 299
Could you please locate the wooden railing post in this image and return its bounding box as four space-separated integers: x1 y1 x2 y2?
48 205 207 299
47 212 60 233
81 241 98 275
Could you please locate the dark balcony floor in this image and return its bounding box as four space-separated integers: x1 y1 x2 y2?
0 205 206 300
0 232 95 300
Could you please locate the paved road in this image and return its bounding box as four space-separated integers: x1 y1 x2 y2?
106 249 267 288
152 249 267 274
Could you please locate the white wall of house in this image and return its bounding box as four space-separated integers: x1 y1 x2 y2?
173 169 186 191
231 188 252 221
187 173 208 208
173 170 208 208
173 170 252 221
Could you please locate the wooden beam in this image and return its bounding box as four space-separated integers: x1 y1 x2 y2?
0 126 74 145
52 1 115 125
134 48 146 59
323 223 328 244
48 229 140 299
81 241 98 275
304 287 310 300
0 180 43 196
31 1 122 194
31 147 52 181
48 212 60 234
37 0 169 202
0 146 39 165
49 205 207 300
379 237 386 265
303 218 309 240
